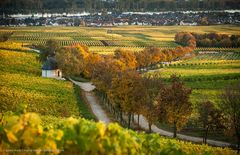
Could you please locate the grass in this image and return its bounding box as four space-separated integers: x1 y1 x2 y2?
73 84 96 120
0 47 95 120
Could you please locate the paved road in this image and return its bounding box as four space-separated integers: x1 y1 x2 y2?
70 79 111 124
134 115 231 147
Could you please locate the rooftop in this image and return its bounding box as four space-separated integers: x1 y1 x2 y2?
42 57 58 70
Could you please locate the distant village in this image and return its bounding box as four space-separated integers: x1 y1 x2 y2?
0 11 240 27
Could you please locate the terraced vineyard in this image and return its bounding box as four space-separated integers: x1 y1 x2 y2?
141 51 240 143
0 46 95 122
1 25 239 54
144 52 240 106
193 52 240 60
0 25 240 154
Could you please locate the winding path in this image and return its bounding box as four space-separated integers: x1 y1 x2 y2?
70 79 111 124
70 79 232 147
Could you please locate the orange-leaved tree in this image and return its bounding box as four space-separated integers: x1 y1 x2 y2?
108 70 142 128
161 74 192 138
84 53 103 78
142 74 164 132
56 44 90 77
114 49 137 70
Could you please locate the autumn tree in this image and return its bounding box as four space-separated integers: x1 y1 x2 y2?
220 83 240 152
37 39 60 62
133 79 147 128
114 49 137 70
135 51 145 70
175 46 187 58
55 44 89 77
161 75 192 138
207 33 221 41
92 57 127 121
199 38 212 47
138 49 153 69
230 35 240 47
144 47 166 66
92 60 111 92
108 70 142 128
219 38 232 47
142 74 164 132
84 53 103 78
175 32 196 48
198 101 224 144
190 33 239 48
162 49 173 62
135 51 152 71
92 57 127 93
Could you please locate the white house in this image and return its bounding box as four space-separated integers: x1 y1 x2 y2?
42 57 62 79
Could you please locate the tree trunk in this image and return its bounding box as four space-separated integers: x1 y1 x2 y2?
120 110 123 124
112 106 114 115
132 113 134 123
128 112 131 128
137 114 140 128
204 127 209 144
237 135 240 154
173 122 177 138
103 96 106 105
148 123 152 132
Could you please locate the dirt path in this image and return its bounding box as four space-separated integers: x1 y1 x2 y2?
70 79 111 124
134 115 231 147
70 79 231 147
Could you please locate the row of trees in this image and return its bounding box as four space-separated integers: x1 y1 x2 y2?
38 40 194 137
87 46 239 149
38 39 195 77
135 46 194 70
90 53 192 138
1 0 239 14
38 40 240 150
175 32 240 48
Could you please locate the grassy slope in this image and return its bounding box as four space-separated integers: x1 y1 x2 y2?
0 44 95 122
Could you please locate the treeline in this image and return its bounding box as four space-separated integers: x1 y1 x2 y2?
135 46 194 71
175 32 240 48
1 0 239 14
38 40 195 76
